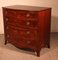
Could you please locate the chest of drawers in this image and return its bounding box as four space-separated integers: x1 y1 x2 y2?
2 5 51 56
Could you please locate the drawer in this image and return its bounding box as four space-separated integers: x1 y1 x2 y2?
5 25 38 40
16 11 38 19
6 34 27 48
3 8 38 20
4 17 38 28
6 33 36 49
3 8 17 17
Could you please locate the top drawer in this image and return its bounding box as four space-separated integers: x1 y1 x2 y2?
3 8 38 20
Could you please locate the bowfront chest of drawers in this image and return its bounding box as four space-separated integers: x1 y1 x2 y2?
2 5 51 56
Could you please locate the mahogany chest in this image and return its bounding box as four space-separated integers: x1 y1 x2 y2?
2 5 51 56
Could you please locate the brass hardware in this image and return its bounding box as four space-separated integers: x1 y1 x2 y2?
27 41 30 44
6 18 8 21
26 22 30 25
26 31 30 34
26 13 30 17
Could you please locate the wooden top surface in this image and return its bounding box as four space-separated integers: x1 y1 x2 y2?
3 5 51 11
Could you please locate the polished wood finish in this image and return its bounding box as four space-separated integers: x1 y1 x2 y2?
2 5 51 56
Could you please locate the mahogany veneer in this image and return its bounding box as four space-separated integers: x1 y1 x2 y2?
2 5 51 56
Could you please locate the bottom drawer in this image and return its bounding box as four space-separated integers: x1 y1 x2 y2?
7 37 27 48
6 32 37 50
8 39 36 51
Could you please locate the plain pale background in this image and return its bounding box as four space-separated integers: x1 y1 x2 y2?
0 0 58 34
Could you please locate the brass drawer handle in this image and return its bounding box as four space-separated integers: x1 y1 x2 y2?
26 22 30 25
26 13 30 17
27 41 30 44
26 31 30 34
6 18 8 21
